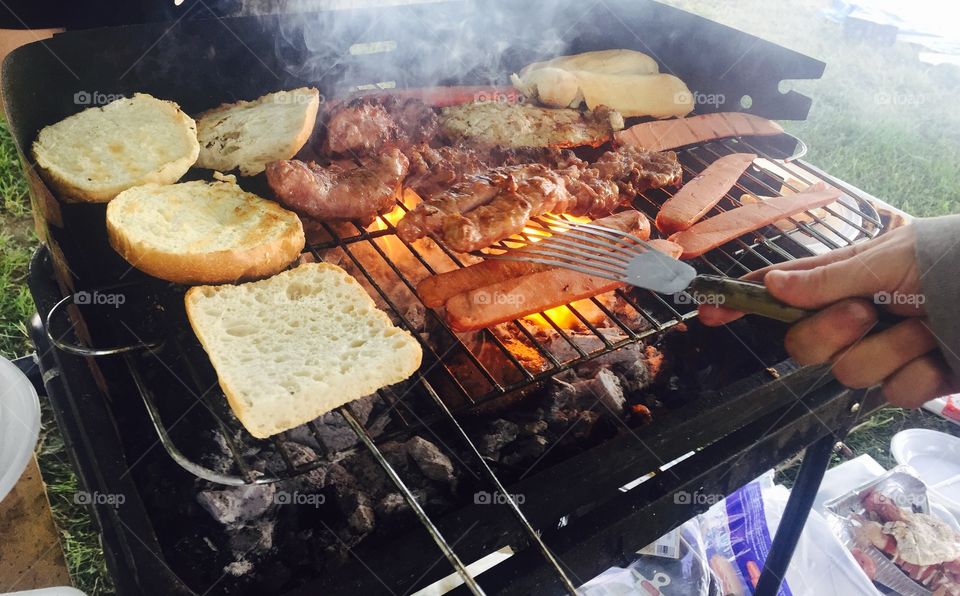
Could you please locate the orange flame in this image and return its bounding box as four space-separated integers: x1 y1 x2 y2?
371 190 419 257
522 213 608 331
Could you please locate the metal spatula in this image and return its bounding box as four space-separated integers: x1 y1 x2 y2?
479 213 810 323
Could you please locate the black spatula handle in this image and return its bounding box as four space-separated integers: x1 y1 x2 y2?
688 275 901 330
688 275 809 323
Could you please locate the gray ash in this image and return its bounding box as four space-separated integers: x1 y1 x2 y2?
195 392 462 585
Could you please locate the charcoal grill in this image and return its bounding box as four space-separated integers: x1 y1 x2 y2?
4 1 894 594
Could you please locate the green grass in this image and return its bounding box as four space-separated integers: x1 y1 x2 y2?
661 0 960 217
36 398 116 595
0 2 958 590
0 120 33 357
1 118 114 595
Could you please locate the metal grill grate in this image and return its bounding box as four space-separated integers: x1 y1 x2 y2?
45 133 882 595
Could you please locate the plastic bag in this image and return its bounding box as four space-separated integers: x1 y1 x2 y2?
699 471 878 596
578 519 713 595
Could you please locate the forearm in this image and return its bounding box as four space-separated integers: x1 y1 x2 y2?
913 215 960 380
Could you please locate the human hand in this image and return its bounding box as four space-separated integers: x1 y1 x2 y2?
699 225 957 407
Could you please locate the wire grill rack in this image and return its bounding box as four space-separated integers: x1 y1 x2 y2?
46 133 882 595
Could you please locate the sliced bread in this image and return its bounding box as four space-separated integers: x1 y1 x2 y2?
195 87 320 176
32 93 199 203
185 262 423 438
106 180 305 284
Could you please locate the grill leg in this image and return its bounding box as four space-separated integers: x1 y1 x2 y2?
753 433 835 596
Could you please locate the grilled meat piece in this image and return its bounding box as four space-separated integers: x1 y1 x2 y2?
323 97 438 156
592 144 683 196
439 101 625 148
396 163 621 253
442 166 621 252
396 145 680 252
404 144 582 200
266 147 409 222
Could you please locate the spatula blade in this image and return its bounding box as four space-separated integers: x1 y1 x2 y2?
624 250 697 295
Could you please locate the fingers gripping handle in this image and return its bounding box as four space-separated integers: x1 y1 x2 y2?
688 275 810 323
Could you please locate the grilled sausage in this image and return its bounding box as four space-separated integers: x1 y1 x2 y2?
615 112 784 152
416 210 650 308
443 233 682 332
667 183 841 259
655 152 756 234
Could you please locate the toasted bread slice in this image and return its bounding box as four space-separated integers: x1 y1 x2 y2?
32 93 199 203
106 180 304 284
196 88 320 176
185 263 423 438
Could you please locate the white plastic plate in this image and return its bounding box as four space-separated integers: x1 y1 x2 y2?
891 428 960 516
0 357 41 503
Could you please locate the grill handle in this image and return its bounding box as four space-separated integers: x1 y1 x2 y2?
45 288 164 357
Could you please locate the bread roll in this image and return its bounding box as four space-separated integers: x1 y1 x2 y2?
32 93 199 203
107 180 304 284
185 263 423 438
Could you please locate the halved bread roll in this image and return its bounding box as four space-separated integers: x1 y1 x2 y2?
512 49 693 119
519 49 660 77
106 180 304 284
32 93 199 203
185 262 423 438
195 87 320 176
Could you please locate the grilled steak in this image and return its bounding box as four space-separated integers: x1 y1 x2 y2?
266 148 409 221
439 101 625 148
404 144 582 200
323 97 438 156
396 145 680 252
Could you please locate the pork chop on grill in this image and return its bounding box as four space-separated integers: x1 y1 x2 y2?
396 146 680 252
265 147 409 222
439 101 625 148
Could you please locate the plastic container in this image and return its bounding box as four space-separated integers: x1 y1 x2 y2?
0 357 41 503
891 428 960 517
